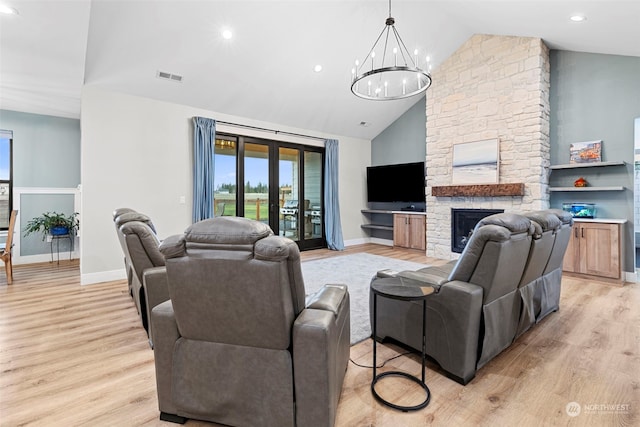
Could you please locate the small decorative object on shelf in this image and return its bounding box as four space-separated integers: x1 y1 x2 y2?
573 177 588 187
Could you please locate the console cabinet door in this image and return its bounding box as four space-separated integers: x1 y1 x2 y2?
393 214 410 248
408 215 426 250
562 224 579 273
578 222 620 279
393 214 426 250
563 222 621 279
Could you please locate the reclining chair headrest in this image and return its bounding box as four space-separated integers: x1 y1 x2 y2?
523 211 562 238
113 207 137 221
545 209 574 226
114 211 156 233
120 220 165 267
475 212 534 235
160 217 274 259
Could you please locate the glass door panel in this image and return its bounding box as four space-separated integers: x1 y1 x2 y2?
213 138 237 216
279 147 300 240
244 143 269 224
304 151 323 240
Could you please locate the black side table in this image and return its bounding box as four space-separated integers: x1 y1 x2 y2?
371 280 434 411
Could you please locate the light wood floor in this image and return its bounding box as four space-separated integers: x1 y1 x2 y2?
1 245 638 426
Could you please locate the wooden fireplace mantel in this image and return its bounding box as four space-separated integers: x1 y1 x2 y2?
431 183 525 197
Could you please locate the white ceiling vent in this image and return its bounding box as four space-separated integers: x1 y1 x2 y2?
157 70 183 83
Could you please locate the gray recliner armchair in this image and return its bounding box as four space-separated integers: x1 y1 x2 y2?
370 212 534 384
112 209 168 344
151 216 350 427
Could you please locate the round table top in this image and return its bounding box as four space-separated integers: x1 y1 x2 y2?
371 281 434 301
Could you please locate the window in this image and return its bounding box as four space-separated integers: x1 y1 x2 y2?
0 130 13 230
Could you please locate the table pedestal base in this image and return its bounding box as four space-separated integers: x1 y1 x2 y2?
371 371 431 412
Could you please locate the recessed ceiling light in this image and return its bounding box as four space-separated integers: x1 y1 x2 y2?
359 121 370 127
0 4 18 15
570 15 586 22
314 65 323 73
222 29 233 40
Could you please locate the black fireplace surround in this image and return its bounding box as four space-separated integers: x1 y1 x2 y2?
451 208 504 253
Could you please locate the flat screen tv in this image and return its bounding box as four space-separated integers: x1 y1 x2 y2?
367 161 425 203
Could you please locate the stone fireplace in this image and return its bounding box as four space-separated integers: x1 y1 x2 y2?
451 208 504 253
425 34 551 260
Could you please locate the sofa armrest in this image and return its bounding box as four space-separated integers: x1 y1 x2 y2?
151 300 181 416
305 284 347 316
143 266 170 312
428 280 483 383
294 287 349 427
397 270 450 290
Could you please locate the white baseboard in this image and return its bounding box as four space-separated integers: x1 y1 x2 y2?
370 237 393 246
625 271 638 283
344 237 393 247
81 269 127 286
344 237 369 246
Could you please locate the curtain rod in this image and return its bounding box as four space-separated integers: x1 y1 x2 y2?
216 120 327 142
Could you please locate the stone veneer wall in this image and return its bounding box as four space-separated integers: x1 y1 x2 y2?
426 34 550 259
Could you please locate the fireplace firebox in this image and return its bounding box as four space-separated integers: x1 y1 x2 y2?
451 208 504 253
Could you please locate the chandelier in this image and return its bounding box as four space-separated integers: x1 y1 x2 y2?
351 0 432 100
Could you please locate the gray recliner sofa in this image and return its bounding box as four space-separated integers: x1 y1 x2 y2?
151 216 350 426
516 209 573 337
370 211 573 385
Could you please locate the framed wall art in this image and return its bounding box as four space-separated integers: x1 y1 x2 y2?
452 139 499 184
569 140 602 164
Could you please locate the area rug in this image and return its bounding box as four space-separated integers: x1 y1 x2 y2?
301 253 428 345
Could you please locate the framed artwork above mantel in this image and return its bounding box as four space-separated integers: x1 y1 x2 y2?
452 139 499 184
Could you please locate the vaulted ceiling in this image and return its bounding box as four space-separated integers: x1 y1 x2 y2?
1 1 639 140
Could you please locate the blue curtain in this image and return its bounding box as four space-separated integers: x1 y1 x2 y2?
324 139 344 250
192 117 216 223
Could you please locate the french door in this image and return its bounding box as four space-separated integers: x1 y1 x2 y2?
213 134 325 250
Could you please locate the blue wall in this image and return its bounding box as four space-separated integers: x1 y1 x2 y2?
0 110 81 256
371 95 426 166
0 109 80 187
549 51 640 273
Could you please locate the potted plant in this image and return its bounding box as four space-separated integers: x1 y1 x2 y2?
23 212 80 240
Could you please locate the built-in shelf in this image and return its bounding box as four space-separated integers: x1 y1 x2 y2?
549 186 626 192
361 209 394 214
360 224 393 231
549 161 626 170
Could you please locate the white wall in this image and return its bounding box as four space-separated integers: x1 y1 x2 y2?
80 86 370 284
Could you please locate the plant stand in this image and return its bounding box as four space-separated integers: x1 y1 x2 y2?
50 234 73 264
